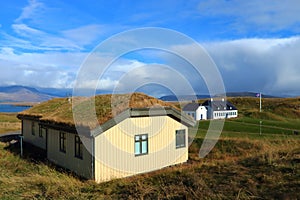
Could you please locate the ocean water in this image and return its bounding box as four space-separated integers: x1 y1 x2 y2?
0 104 31 113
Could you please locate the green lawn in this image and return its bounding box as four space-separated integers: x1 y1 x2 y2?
195 116 300 140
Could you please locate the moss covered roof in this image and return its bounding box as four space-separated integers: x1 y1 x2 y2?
17 93 179 128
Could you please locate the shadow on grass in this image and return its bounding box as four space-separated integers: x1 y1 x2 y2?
4 140 47 162
2 139 87 181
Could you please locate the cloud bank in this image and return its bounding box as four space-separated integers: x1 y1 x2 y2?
205 37 300 96
0 0 299 97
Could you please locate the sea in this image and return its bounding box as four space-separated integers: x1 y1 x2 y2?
0 104 31 113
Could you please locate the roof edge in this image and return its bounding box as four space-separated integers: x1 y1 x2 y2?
91 107 195 137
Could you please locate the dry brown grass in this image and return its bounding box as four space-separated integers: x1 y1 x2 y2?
0 134 299 199
0 113 21 134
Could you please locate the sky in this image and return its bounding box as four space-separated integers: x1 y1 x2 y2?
0 0 300 97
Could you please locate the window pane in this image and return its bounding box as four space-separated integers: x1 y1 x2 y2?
141 135 147 140
176 130 186 148
141 141 147 154
75 136 82 159
135 142 140 155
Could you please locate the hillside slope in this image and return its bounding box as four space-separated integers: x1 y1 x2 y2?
0 86 55 102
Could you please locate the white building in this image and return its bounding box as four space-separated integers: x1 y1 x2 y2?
183 99 238 120
202 99 238 119
183 102 207 120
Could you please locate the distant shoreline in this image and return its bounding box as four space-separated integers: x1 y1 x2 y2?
0 102 37 107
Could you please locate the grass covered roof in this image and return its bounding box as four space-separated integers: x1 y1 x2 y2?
18 93 177 128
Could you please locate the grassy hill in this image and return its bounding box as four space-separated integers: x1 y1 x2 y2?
0 97 299 199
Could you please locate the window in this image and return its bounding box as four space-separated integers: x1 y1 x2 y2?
75 135 83 159
59 132 66 153
135 134 148 156
191 113 195 118
39 126 47 138
31 122 35 135
176 129 186 148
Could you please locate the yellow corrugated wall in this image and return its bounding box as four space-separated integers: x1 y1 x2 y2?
94 116 188 183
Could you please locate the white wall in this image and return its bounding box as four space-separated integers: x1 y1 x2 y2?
212 110 238 119
196 106 207 120
184 111 196 120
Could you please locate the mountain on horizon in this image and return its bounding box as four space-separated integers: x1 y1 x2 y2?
0 85 114 102
0 85 284 103
159 92 279 102
0 85 56 102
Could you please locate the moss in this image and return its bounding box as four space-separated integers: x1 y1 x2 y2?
18 93 177 128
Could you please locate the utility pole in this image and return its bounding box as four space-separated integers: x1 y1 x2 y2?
259 92 262 112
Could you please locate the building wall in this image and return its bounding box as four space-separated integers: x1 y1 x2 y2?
196 106 207 120
184 111 196 120
22 119 47 150
212 110 238 119
206 106 213 119
94 116 188 183
47 129 93 179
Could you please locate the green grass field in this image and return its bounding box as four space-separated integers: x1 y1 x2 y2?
0 97 299 199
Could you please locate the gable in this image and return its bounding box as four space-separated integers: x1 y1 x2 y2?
91 107 195 137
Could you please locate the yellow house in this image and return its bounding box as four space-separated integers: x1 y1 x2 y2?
17 93 195 183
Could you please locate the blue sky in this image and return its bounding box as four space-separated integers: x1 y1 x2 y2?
0 0 300 97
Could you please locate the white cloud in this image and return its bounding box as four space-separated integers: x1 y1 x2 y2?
2 0 109 52
198 0 300 32
62 24 104 46
204 36 300 96
15 0 44 23
1 23 106 51
112 64 196 96
0 49 87 88
12 23 44 37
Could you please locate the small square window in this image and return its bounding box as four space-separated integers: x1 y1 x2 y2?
176 129 186 148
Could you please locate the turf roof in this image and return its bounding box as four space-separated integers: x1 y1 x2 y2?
18 93 177 128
